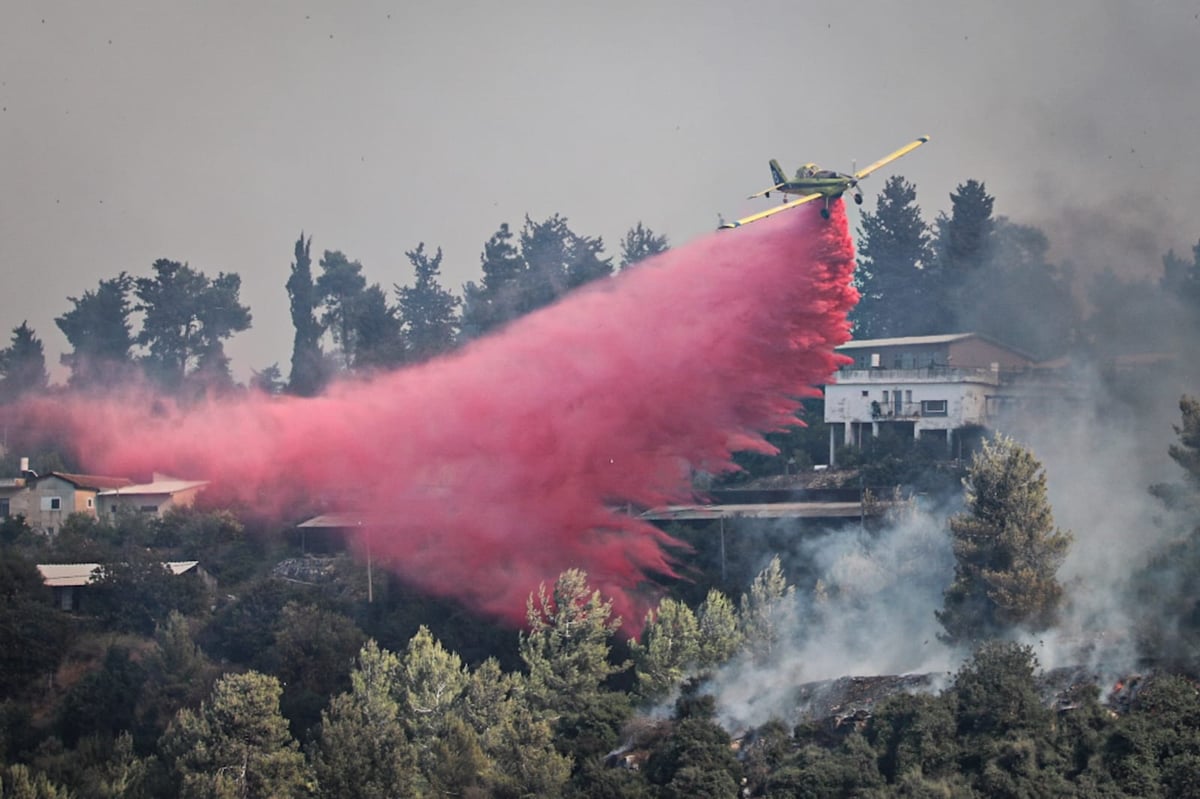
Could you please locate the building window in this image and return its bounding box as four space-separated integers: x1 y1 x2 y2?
139 505 158 513
42 496 62 511
0 498 8 518
861 390 869 397
906 390 913 403
86 497 94 509
882 390 889 403
921 399 948 416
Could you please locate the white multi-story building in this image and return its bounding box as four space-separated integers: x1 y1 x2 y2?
823 333 1037 463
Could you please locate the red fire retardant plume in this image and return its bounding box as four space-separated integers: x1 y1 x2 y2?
33 202 857 628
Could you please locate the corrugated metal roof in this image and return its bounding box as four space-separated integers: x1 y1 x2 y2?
97 479 208 496
37 563 100 586
37 561 199 586
45 472 134 490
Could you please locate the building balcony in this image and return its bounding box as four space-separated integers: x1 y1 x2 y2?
832 366 1003 385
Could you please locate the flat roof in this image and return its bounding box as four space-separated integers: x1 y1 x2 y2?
639 501 873 521
836 333 976 350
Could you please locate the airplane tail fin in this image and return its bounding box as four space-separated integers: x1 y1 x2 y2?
769 159 786 187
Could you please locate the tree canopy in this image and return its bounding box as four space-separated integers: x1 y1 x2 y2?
939 434 1072 643
0 322 49 402
135 259 252 390
285 233 327 396
851 176 933 338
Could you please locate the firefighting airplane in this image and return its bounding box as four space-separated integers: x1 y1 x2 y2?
719 135 930 229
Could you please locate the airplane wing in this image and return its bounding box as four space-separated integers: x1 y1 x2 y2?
747 184 783 200
852 136 931 180
719 193 823 229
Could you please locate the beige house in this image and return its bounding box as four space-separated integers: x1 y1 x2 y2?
95 475 209 518
4 472 133 534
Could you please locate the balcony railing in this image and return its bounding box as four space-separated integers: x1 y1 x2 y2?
832 366 1003 384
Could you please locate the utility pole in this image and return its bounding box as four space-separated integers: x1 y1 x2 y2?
359 521 373 603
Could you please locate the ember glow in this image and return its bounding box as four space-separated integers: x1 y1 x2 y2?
28 203 857 627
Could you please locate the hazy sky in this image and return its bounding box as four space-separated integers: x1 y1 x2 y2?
3 1 1199 380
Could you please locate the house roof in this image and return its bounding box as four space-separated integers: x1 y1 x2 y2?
835 333 977 350
836 332 1036 362
298 512 370 528
639 502 879 521
96 478 208 497
37 560 200 587
44 472 134 491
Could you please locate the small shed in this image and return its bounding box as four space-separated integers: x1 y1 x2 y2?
37 560 206 611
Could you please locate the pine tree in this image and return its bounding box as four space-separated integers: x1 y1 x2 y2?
310 640 420 799
518 214 612 311
285 233 327 395
397 625 471 780
935 179 996 275
55 274 136 388
929 179 996 332
520 569 625 710
458 659 571 797
315 250 368 370
695 589 742 669
520 569 632 766
739 556 796 663
0 322 49 402
1167 395 1200 487
134 260 251 390
460 223 527 339
851 176 933 338
619 222 669 270
631 598 700 700
938 434 1072 643
394 242 461 364
0 764 72 798
160 671 312 798
350 284 403 371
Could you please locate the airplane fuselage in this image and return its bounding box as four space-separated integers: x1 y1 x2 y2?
776 173 855 198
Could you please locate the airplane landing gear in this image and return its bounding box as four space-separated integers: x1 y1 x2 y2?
820 207 831 219
853 193 863 205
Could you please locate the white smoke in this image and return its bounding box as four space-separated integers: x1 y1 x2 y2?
707 500 961 731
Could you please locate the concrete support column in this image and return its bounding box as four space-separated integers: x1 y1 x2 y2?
829 426 837 466
871 421 879 438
